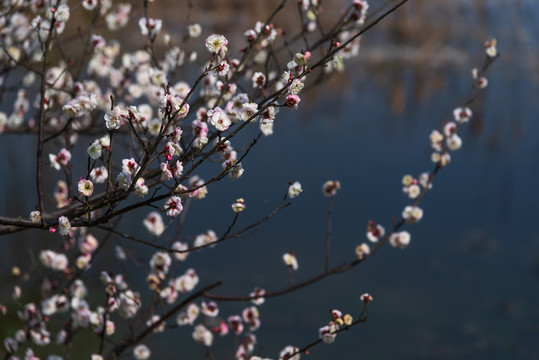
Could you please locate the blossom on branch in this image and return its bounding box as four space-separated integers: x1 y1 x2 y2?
355 243 370 260
30 210 41 223
283 252 298 270
193 324 214 346
104 106 128 130
360 293 373 304
288 181 303 198
205 34 228 55
322 180 341 197
133 344 151 360
279 346 300 360
165 196 183 217
208 107 231 131
90 166 108 183
402 206 424 224
389 231 411 249
366 220 385 242
232 198 246 213
87 141 102 159
49 148 71 170
58 216 71 236
78 177 94 197
138 17 162 37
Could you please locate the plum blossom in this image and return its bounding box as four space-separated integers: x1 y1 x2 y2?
116 171 132 190
133 344 151 360
175 269 199 293
402 206 423 224
138 17 162 37
260 117 274 135
232 198 246 212
355 243 370 260
90 166 108 183
143 211 165 236
118 290 141 319
161 94 190 119
360 293 373 303
477 76 488 89
252 72 266 88
160 162 173 181
279 346 300 360
322 180 341 197
105 3 131 30
121 158 139 175
446 134 462 151
285 94 301 109
79 234 99 254
288 78 304 95
188 175 208 199
82 0 98 10
104 106 128 130
205 34 228 54
283 252 298 270
30 210 41 223
58 216 71 236
485 38 497 57
250 287 266 305
135 178 148 197
223 160 244 180
288 181 303 198
177 303 199 325
228 315 244 335
85 141 102 161
150 251 172 276
49 148 71 170
201 301 219 317
443 121 457 136
165 196 183 216
319 322 338 344
366 220 384 242
402 175 421 199
192 324 214 346
193 230 217 248
240 102 258 121
54 4 70 22
78 177 94 197
389 231 411 249
294 51 311 66
429 130 444 151
419 172 433 190
207 107 231 131
353 0 369 25
216 60 230 77
146 315 166 333
242 306 261 331
171 241 189 261
188 23 201 38
39 250 68 271
453 107 472 124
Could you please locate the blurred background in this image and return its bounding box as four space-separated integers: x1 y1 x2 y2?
1 0 539 359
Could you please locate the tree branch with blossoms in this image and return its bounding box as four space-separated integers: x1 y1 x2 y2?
0 0 500 359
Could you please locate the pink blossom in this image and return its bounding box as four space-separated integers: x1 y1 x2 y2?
228 315 244 335
285 94 301 109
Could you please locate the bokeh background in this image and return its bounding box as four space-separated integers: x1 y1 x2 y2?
1 0 539 359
